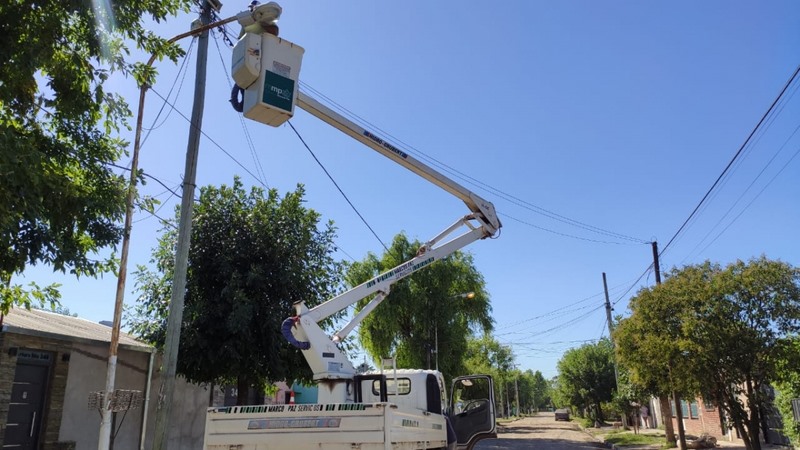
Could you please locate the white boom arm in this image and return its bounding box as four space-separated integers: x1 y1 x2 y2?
280 92 501 401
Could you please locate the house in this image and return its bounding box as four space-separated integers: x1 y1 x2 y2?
0 308 213 450
649 394 790 446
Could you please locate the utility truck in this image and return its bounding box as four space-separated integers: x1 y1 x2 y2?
203 3 502 449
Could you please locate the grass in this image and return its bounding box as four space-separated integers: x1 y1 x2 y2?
603 430 665 447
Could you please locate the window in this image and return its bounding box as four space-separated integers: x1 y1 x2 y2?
373 378 411 396
675 399 699 418
689 401 699 418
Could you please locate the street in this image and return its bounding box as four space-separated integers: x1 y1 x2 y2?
475 412 606 450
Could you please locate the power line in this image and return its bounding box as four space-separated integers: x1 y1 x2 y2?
209 34 388 253
299 82 649 245
287 121 389 252
500 212 641 245
612 263 654 307
141 38 196 148
149 87 270 190
212 30 269 188
696 144 800 256
496 276 638 332
684 125 800 262
659 63 800 258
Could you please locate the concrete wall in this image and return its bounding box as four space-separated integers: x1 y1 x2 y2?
140 371 214 450
58 343 150 450
58 345 214 450
0 332 215 450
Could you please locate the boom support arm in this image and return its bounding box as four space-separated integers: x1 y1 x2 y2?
280 92 501 394
297 93 501 233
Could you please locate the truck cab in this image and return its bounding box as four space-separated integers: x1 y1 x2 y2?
355 369 497 449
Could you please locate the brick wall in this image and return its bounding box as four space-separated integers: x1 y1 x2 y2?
671 398 730 442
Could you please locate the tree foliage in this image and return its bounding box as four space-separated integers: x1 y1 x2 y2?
614 257 800 450
345 233 493 382
0 0 191 312
774 338 800 447
463 334 515 416
556 338 616 423
516 369 550 413
126 179 343 403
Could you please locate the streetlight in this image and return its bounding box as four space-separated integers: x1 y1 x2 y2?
434 292 475 371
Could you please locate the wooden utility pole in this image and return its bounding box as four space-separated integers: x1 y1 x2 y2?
652 241 682 448
604 272 627 428
152 2 213 448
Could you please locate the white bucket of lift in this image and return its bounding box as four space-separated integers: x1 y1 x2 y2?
232 32 305 127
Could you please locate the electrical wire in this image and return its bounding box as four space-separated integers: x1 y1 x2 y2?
496 275 637 332
598 320 607 340
145 88 365 262
149 87 270 190
287 121 390 252
509 303 606 341
696 144 800 256
141 39 196 147
659 63 800 258
683 121 800 263
612 263 654 307
212 29 269 188
670 76 800 259
210 33 389 253
499 212 638 245
299 82 649 245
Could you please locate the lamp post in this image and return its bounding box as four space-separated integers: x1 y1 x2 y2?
434 292 475 371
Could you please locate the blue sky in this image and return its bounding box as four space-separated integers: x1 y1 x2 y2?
25 1 800 379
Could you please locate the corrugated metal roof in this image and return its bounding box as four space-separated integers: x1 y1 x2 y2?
1 308 153 352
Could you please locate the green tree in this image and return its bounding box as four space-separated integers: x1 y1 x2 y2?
530 370 552 411
345 233 493 382
463 335 515 417
614 264 706 447
615 257 800 450
688 258 800 450
0 0 190 312
556 338 616 423
774 338 800 447
516 369 550 413
127 179 343 404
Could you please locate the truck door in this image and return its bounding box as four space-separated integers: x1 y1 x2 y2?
449 375 496 450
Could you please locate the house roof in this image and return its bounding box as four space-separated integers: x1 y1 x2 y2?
1 308 153 352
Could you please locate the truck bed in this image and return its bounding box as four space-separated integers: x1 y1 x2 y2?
203 402 448 450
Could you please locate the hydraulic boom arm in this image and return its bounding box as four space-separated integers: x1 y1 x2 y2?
280 91 501 399
228 10 500 400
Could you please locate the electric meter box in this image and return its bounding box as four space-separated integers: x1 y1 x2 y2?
232 32 305 127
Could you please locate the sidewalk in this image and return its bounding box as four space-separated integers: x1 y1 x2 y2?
581 424 792 450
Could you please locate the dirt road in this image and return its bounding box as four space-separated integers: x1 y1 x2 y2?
474 412 606 450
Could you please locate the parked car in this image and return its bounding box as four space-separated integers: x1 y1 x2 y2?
554 408 570 421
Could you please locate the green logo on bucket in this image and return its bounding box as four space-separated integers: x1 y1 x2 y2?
262 70 295 112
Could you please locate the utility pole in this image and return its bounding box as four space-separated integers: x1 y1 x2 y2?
152 2 213 448
652 242 680 448
514 373 520 417
603 272 627 428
